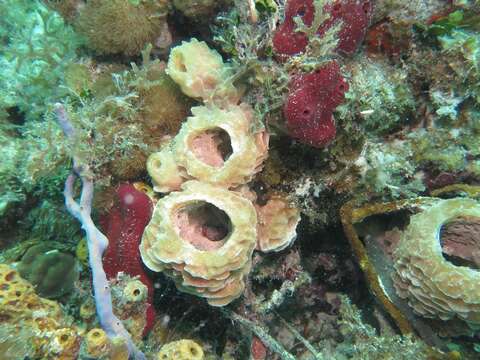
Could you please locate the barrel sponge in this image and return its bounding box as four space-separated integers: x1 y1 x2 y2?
140 181 257 306
392 198 480 328
166 38 239 103
157 339 204 360
148 104 268 192
147 143 189 193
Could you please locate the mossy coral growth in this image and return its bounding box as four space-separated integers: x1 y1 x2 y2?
75 0 169 56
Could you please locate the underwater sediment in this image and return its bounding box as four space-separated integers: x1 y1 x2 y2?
1 0 480 359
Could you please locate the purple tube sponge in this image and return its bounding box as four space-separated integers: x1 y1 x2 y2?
54 104 145 360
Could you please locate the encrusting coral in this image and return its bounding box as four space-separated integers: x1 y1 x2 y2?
392 198 480 332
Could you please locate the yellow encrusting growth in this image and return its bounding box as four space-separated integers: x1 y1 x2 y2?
167 38 239 106
0 264 81 359
157 339 204 360
84 328 111 358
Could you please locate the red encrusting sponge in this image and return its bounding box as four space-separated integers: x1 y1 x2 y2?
101 183 156 336
283 61 349 147
273 0 374 57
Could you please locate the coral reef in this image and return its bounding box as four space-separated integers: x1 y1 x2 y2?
3 0 480 358
0 264 81 359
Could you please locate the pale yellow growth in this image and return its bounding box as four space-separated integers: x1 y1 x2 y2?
84 328 111 358
166 38 239 105
157 339 204 360
256 195 301 252
392 198 480 329
147 144 189 193
123 279 148 303
140 181 257 306
48 328 80 359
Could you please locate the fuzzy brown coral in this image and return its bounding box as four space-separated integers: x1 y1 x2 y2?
75 0 170 56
